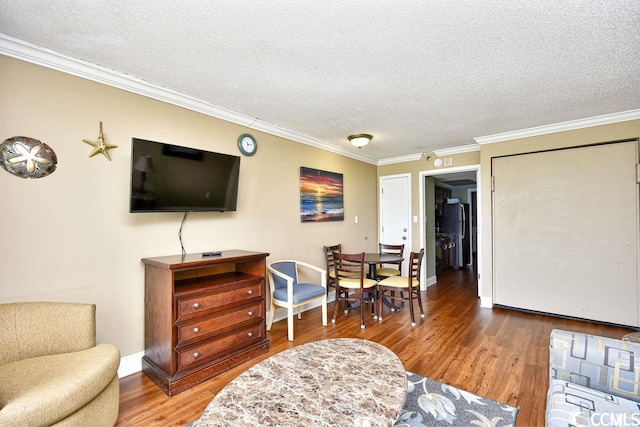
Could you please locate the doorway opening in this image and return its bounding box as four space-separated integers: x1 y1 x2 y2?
419 165 481 298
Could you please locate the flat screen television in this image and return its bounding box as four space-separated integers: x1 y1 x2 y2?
129 138 240 213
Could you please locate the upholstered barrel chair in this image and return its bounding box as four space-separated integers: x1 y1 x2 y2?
0 302 120 426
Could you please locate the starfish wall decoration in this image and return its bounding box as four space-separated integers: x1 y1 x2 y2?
83 121 117 160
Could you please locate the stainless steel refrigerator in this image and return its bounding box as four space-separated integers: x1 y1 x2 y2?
441 199 471 268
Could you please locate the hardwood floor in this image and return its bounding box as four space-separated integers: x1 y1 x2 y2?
117 267 634 426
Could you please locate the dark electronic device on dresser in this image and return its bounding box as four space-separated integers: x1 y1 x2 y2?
129 138 241 213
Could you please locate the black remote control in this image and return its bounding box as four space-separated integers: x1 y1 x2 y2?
202 251 222 257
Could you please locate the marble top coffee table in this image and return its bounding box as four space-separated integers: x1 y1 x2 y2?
194 338 407 427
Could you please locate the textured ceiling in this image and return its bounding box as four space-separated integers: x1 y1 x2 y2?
1 0 639 163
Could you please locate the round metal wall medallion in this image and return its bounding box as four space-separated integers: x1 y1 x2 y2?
0 136 58 179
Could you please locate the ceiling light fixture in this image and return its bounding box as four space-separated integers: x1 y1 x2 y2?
348 134 372 148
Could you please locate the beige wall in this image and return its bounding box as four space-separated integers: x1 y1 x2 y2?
479 119 640 300
378 122 640 305
0 56 378 357
3 54 638 358
378 151 481 278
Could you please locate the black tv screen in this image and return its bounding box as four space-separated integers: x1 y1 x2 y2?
129 138 240 213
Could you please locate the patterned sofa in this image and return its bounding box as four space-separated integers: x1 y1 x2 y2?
547 329 640 427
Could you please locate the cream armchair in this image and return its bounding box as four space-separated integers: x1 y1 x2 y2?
0 302 120 426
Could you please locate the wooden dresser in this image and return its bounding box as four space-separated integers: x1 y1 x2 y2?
141 250 270 396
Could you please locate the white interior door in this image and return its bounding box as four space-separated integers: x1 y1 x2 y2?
492 140 639 327
379 174 411 274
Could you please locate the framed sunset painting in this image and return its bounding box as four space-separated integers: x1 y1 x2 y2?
300 167 344 222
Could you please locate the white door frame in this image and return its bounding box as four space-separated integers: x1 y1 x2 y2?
419 165 482 298
467 188 477 267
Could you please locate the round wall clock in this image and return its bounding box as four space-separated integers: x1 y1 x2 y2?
237 134 257 156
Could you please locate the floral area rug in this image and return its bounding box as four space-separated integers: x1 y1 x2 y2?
395 372 519 427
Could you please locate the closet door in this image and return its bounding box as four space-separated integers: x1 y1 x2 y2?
492 140 639 326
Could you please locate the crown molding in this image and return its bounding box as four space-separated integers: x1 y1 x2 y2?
474 109 640 145
0 33 378 165
377 153 424 166
433 143 480 157
243 120 377 164
6 32 634 165
0 34 254 126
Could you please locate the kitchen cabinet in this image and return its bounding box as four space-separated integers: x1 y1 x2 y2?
435 233 456 276
435 186 451 218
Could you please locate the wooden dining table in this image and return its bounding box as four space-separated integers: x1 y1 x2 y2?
363 252 403 280
363 252 404 312
331 252 404 312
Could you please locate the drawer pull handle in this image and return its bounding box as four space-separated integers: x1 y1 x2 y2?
247 332 253 338
193 327 200 333
193 302 200 309
247 290 253 295
247 311 254 317
193 352 200 358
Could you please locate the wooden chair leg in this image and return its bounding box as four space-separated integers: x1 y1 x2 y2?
359 291 366 329
331 286 341 324
409 287 416 327
368 290 376 319
372 288 378 319
416 288 425 318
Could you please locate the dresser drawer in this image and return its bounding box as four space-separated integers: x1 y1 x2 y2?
176 301 264 347
177 322 265 371
176 281 263 321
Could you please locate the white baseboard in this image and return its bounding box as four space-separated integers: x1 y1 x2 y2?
480 296 493 308
118 351 144 378
117 293 337 378
425 275 437 287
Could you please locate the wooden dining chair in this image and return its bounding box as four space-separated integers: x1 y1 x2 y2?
322 244 341 292
376 243 405 310
376 243 404 279
377 249 425 326
323 244 351 311
331 252 378 329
